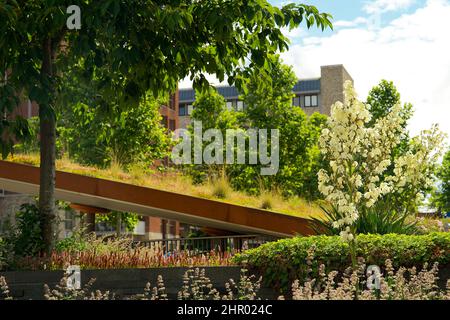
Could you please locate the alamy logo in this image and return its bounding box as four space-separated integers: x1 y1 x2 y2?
66 5 81 30
171 121 280 176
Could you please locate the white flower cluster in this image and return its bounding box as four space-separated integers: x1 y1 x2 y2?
386 124 447 204
318 81 446 240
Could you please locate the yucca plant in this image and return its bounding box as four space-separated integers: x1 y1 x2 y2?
311 203 418 235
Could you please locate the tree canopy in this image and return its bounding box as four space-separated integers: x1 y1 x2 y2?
432 150 450 214
0 0 332 251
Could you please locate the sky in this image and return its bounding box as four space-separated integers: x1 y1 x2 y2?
180 0 450 140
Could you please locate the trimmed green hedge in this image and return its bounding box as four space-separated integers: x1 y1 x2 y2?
234 233 450 292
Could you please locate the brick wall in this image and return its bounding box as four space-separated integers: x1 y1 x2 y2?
320 65 354 116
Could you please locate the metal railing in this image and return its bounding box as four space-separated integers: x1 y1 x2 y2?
134 234 276 254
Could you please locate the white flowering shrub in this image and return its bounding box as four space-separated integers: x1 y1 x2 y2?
386 124 446 211
318 81 446 241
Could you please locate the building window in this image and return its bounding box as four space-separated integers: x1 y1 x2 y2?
179 104 194 116
179 104 187 116
312 95 318 107
237 101 244 111
305 95 311 107
64 210 74 231
304 95 318 107
226 101 233 110
169 119 176 131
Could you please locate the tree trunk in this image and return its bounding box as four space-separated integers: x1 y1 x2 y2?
116 212 122 237
39 38 57 253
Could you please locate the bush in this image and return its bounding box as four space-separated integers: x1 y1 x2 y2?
11 203 45 257
233 233 450 292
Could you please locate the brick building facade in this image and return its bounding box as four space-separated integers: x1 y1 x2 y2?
177 64 353 128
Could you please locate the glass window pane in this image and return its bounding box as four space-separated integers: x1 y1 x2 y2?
226 101 233 110
188 105 193 115
179 105 186 116
237 101 244 111
305 95 311 107
294 97 300 106
312 95 318 106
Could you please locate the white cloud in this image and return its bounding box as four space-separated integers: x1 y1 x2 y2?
281 0 450 141
363 0 416 14
334 17 368 28
281 26 306 42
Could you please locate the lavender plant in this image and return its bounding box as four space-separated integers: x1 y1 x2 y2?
43 274 114 300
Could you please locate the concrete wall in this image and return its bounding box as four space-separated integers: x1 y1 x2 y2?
320 65 354 116
2 265 449 300
0 193 34 231
0 192 80 239
0 267 279 300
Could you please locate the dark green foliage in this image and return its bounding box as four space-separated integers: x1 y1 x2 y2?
56 63 172 168
432 149 450 214
96 211 140 233
365 80 424 214
7 203 45 258
234 233 450 292
191 88 239 132
188 87 240 180
187 56 327 199
59 96 171 168
54 230 89 253
311 205 418 235
366 79 413 128
12 117 40 155
238 56 327 198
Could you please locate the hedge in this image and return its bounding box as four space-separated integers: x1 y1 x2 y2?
233 233 450 292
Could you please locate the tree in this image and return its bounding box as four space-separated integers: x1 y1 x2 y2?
239 55 327 197
59 96 171 169
366 80 413 159
365 80 441 213
366 79 413 128
0 1 332 252
191 88 239 133
431 150 450 214
54 62 172 168
188 87 239 181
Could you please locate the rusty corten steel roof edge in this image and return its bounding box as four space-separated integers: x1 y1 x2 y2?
0 160 315 237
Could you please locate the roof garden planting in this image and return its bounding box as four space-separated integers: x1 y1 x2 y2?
5 153 323 220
